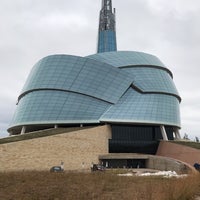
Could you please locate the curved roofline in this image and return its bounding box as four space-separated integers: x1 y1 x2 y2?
100 120 181 129
131 84 181 102
88 50 164 59
38 54 84 60
7 121 101 132
18 88 114 104
8 120 181 133
86 51 175 76
120 65 173 78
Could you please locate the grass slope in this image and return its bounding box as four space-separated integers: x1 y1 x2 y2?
0 127 92 145
172 141 200 150
0 171 199 200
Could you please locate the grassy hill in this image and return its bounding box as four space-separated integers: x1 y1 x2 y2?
0 127 92 145
0 171 199 200
171 140 200 150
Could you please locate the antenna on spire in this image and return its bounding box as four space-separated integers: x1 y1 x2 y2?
97 0 117 53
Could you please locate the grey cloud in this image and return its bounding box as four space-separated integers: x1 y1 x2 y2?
0 0 200 139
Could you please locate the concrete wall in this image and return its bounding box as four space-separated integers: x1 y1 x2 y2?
147 155 191 173
156 141 200 166
0 125 111 172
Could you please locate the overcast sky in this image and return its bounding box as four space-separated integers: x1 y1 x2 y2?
0 0 200 139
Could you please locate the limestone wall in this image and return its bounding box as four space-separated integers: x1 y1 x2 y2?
0 125 111 172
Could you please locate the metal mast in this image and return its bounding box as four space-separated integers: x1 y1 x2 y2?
97 0 117 53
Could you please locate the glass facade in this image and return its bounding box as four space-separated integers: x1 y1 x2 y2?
20 55 132 104
8 51 181 134
122 67 180 98
101 88 180 127
11 90 111 127
87 51 167 69
98 31 117 53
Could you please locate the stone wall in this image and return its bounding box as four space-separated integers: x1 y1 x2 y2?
156 141 200 166
0 125 111 172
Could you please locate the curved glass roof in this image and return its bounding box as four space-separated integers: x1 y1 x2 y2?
10 90 111 127
101 88 181 127
9 51 181 134
87 51 167 69
122 67 180 99
21 55 133 104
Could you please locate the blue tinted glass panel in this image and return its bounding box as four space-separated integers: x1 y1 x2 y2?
21 55 132 104
101 88 181 127
98 30 117 53
10 90 111 127
122 67 179 97
87 51 166 68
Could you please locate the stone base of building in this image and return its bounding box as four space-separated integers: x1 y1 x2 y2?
0 125 111 171
0 125 197 173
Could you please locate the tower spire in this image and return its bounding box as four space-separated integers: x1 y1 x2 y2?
97 0 117 53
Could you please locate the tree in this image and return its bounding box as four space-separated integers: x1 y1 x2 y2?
195 136 199 143
183 133 189 140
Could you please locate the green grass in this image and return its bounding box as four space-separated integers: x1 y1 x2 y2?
0 171 199 200
0 127 92 145
171 140 200 150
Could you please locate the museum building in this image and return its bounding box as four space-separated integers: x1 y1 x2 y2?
8 0 181 155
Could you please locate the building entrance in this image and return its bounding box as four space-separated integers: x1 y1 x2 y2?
101 159 146 169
